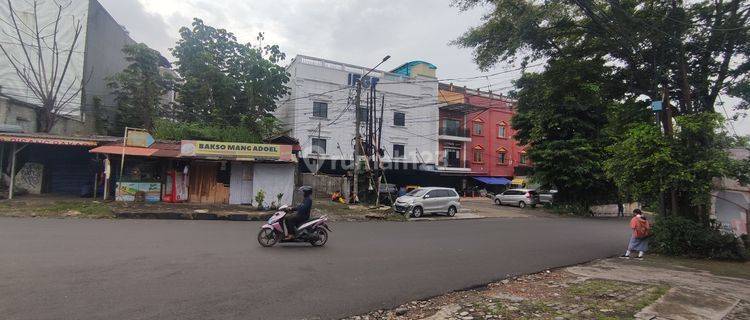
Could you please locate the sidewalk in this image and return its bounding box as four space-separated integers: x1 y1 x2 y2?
343 256 750 320
0 196 395 222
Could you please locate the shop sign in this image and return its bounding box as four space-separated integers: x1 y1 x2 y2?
180 140 284 159
443 141 463 148
126 129 155 147
115 182 161 203
0 135 97 146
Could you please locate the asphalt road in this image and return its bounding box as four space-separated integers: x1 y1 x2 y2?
0 216 628 320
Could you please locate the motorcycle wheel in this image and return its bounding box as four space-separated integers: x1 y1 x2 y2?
258 228 280 247
310 227 328 247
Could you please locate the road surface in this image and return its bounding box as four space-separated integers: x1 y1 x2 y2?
0 216 628 319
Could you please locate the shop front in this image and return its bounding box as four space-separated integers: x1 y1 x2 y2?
89 140 297 206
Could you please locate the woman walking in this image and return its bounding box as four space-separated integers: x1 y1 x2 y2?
621 209 650 259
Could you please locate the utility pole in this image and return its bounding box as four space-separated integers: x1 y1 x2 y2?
660 85 678 217
352 55 390 204
353 79 363 203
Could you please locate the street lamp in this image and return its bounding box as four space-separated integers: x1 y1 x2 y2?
363 55 391 79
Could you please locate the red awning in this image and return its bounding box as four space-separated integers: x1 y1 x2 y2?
89 145 180 158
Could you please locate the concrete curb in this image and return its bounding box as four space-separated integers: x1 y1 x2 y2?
114 211 271 221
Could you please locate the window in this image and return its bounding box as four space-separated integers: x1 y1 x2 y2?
392 144 405 158
473 122 483 135
426 190 440 198
520 152 527 164
498 152 507 164
356 107 369 122
498 125 506 138
311 138 327 154
393 112 405 126
312 102 328 118
473 149 483 163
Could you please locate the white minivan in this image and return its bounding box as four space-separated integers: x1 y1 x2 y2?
394 187 461 218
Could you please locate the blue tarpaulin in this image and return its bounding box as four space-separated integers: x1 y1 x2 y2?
473 177 511 185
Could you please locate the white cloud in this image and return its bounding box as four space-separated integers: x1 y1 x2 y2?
98 0 522 90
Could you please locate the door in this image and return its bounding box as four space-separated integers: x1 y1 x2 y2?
188 162 230 204
500 190 515 204
229 162 253 205
422 190 442 213
444 148 460 167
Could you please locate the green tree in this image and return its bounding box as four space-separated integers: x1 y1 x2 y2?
455 0 750 218
512 57 618 207
107 43 172 133
171 19 289 134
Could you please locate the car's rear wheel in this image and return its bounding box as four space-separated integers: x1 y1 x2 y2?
412 206 423 218
447 206 457 217
518 201 527 209
494 198 501 205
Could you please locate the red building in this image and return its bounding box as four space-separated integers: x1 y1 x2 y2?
437 83 529 191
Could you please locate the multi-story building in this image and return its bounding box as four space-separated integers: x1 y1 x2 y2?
0 0 140 134
275 56 439 174
438 83 529 191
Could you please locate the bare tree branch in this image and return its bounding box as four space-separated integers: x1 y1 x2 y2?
0 0 85 132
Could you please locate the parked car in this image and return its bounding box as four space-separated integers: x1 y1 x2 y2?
393 187 461 218
494 188 539 208
537 189 558 204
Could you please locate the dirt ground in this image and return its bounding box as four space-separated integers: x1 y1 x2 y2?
343 256 750 320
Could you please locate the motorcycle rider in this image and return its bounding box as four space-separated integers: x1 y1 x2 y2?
284 186 313 240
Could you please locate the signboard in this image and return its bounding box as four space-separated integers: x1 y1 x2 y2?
651 101 663 112
0 135 97 146
126 129 155 147
180 140 289 160
115 182 161 202
348 73 379 88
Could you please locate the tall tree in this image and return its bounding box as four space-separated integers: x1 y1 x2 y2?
0 0 85 132
171 19 289 132
455 0 749 217
107 43 172 133
512 57 618 208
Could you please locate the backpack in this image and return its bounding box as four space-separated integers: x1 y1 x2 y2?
634 219 651 238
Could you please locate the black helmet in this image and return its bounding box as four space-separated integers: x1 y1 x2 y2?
298 186 313 196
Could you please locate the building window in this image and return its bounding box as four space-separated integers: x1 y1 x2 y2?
392 144 405 158
356 107 369 122
311 138 327 154
312 102 328 118
473 149 483 163
473 122 483 135
497 124 506 138
393 112 405 126
498 152 506 164
520 152 527 164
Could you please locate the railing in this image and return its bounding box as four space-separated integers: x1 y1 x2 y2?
439 127 470 137
442 158 469 168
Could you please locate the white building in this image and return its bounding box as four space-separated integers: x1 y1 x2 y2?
276 55 439 169
0 0 141 134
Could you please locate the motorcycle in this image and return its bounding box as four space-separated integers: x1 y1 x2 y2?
257 205 331 247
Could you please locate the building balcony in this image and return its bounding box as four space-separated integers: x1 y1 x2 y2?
438 127 472 142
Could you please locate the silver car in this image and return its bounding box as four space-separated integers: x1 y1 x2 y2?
394 187 461 218
494 188 539 208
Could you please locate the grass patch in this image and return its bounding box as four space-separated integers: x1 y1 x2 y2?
467 279 668 319
32 201 114 219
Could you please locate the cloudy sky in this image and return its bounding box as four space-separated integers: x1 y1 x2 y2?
99 0 748 135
